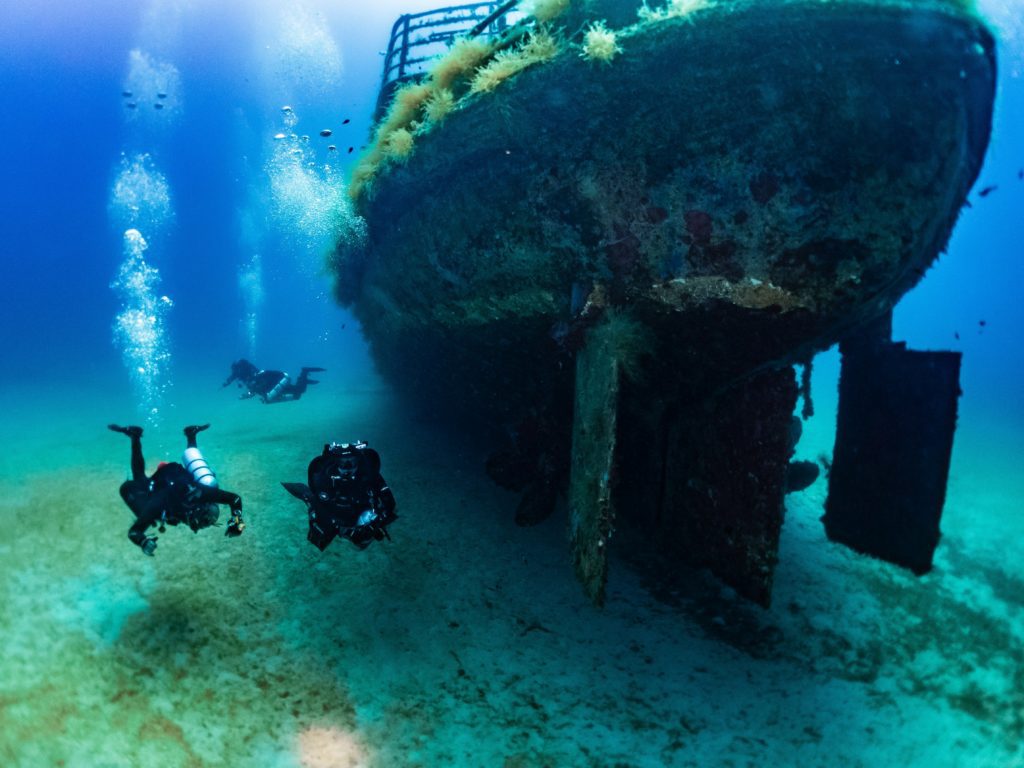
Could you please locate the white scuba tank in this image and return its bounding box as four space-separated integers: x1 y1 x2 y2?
182 447 219 488
265 373 290 402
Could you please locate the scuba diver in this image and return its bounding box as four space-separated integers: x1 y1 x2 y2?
222 359 325 404
485 407 570 527
282 441 397 551
108 423 245 556
785 416 821 493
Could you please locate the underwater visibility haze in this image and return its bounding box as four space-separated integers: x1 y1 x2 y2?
0 0 1022 766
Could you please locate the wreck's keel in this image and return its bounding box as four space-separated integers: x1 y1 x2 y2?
569 318 623 605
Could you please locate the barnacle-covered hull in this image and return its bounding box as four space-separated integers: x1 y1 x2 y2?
335 0 996 605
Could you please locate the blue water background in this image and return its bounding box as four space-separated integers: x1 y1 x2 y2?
0 1 425 396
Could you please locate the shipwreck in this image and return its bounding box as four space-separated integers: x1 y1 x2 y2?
330 0 996 607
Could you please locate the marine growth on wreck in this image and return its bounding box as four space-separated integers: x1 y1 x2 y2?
331 0 996 606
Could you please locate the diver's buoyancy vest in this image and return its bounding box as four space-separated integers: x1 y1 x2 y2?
182 447 218 488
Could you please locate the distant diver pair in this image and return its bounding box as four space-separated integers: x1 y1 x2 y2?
109 425 397 556
223 359 325 404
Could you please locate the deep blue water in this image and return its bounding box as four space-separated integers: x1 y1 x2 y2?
894 65 1024 427
0 0 430 390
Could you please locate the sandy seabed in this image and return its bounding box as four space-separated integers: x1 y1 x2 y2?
0 372 1021 768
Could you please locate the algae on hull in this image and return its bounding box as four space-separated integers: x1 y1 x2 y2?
333 0 996 605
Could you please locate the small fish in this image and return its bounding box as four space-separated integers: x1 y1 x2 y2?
348 147 354 153
979 319 987 327
154 103 164 109
978 185 997 197
156 92 167 99
954 332 960 340
320 129 332 137
122 90 133 98
327 144 337 151
342 118 350 125
126 102 137 109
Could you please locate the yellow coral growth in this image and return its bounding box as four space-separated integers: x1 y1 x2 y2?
470 51 523 94
430 37 494 90
377 82 430 137
522 27 561 61
528 0 572 22
349 23 565 199
470 29 561 94
423 88 456 124
395 82 432 113
384 128 415 160
349 160 378 200
581 21 622 63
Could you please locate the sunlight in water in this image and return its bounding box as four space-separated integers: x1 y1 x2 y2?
258 5 344 104
979 0 1024 76
108 152 174 237
296 726 371 768
266 107 366 269
111 229 173 426
239 251 264 357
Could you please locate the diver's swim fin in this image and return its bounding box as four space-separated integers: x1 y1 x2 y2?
281 482 314 504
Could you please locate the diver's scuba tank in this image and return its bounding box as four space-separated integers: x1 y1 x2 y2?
182 447 218 488
265 373 290 402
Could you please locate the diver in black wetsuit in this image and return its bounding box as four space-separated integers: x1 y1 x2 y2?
282 441 397 551
109 423 245 556
222 359 325 404
785 416 820 493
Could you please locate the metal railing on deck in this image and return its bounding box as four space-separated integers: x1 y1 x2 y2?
373 1 524 122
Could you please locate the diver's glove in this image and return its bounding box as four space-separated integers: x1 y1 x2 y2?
141 536 158 556
226 510 245 537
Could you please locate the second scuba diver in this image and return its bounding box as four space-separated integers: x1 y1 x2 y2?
109 423 245 556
